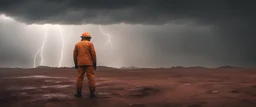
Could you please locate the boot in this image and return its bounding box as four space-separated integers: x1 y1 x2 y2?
89 88 95 98
74 89 82 98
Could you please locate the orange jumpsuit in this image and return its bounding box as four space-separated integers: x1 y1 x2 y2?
73 40 97 92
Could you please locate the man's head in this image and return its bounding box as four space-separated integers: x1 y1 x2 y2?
81 32 91 41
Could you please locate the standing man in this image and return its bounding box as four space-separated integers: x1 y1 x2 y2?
73 32 97 98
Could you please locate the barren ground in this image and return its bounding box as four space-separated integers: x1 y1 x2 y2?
0 67 256 107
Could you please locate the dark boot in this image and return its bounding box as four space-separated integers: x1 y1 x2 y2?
74 92 82 98
74 89 82 98
89 88 95 98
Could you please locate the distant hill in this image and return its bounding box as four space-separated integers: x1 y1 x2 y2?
35 66 117 69
120 66 138 69
36 66 52 68
30 65 246 70
97 66 118 69
217 65 242 69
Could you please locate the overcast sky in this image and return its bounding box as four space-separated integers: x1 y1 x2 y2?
0 0 255 68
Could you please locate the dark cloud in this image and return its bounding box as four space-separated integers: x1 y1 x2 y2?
0 0 256 68
0 0 254 25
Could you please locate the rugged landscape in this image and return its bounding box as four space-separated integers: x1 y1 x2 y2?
0 66 256 107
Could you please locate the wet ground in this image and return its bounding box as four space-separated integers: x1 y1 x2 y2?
0 67 256 107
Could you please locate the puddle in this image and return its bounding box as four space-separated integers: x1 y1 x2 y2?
98 92 111 95
22 87 38 90
7 85 73 91
97 78 114 81
41 93 73 101
42 93 69 98
30 93 72 102
55 81 61 83
40 85 73 88
179 83 191 86
9 75 68 79
96 81 126 87
44 80 62 83
8 86 38 90
44 80 54 82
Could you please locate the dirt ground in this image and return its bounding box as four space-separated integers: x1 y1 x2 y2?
0 67 255 107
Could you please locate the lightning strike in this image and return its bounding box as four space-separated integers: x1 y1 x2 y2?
99 25 113 47
33 48 41 68
57 25 64 67
32 24 64 68
40 26 49 66
29 25 47 68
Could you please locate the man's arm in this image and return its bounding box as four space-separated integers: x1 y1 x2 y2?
90 43 97 70
73 45 78 69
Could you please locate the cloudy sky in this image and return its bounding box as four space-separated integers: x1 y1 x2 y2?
0 0 255 68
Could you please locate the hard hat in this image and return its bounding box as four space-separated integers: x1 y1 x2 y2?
81 32 91 38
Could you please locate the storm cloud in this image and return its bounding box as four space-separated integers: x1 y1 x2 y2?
0 0 255 68
0 0 255 25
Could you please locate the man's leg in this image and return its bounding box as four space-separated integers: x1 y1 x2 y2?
85 65 96 98
75 66 86 97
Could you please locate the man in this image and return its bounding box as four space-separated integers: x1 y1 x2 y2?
73 32 97 98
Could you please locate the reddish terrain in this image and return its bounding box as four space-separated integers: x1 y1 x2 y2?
0 67 256 107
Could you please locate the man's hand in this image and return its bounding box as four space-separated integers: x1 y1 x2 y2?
75 64 78 69
93 63 97 70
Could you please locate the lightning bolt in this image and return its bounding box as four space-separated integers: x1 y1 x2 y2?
31 25 48 68
1 15 65 68
32 25 64 68
57 25 64 67
28 25 43 68
99 25 113 47
33 48 41 68
40 26 49 66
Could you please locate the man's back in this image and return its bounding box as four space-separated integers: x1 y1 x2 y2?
73 40 96 66
73 32 97 98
